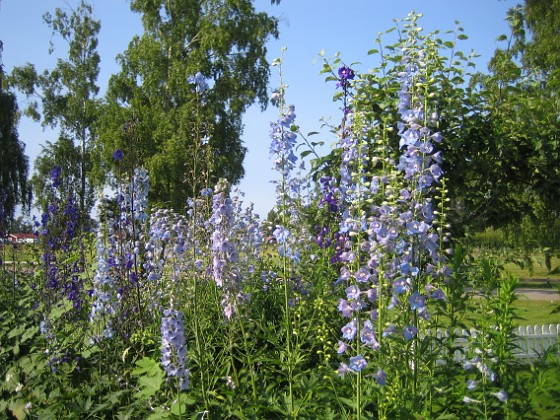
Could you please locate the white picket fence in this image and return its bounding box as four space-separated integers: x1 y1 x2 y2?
513 324 560 360
430 324 560 363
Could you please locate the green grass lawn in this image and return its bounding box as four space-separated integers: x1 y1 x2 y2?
503 254 560 280
463 299 560 327
513 300 560 325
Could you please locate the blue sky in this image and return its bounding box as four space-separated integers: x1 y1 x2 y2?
0 0 515 218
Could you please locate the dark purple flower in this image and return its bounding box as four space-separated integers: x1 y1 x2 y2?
336 66 356 88
51 166 62 187
113 149 124 161
338 66 355 81
51 166 62 180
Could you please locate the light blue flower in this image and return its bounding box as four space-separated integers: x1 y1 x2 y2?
403 325 418 340
161 308 189 391
375 368 387 386
341 319 357 340
349 354 367 372
188 71 209 93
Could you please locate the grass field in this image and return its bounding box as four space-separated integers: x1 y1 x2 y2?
503 254 560 280
513 300 560 325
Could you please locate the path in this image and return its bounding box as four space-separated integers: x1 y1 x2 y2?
516 288 559 301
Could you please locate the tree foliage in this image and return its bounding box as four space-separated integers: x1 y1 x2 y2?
0 41 30 227
9 1 100 228
455 1 560 232
517 0 560 72
311 7 560 238
95 0 279 210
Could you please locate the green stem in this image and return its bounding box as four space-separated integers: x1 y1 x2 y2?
177 379 183 420
236 306 258 403
281 175 294 416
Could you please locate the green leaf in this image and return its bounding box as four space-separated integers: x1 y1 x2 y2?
300 150 312 158
21 325 39 343
133 357 163 398
457 34 468 40
132 357 161 376
147 408 170 419
307 131 319 136
49 299 73 321
8 400 26 420
169 401 188 416
548 265 560 275
8 325 25 339
136 373 163 398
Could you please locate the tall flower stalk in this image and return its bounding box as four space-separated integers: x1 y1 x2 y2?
329 17 451 417
208 179 258 401
90 162 151 339
161 305 189 419
269 50 302 416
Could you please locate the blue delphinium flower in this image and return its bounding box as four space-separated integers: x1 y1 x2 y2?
349 354 367 372
492 389 508 402
360 319 380 350
341 319 357 340
403 325 418 340
269 105 298 180
161 308 189 391
209 180 250 320
188 71 209 93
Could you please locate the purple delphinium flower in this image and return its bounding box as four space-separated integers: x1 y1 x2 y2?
375 368 387 386
336 66 355 88
360 319 380 350
113 149 124 161
161 308 189 391
337 299 353 318
319 176 339 213
337 362 350 376
341 319 357 340
337 340 347 354
345 284 361 300
209 180 246 320
431 288 446 301
315 225 332 248
51 166 62 188
492 389 508 402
